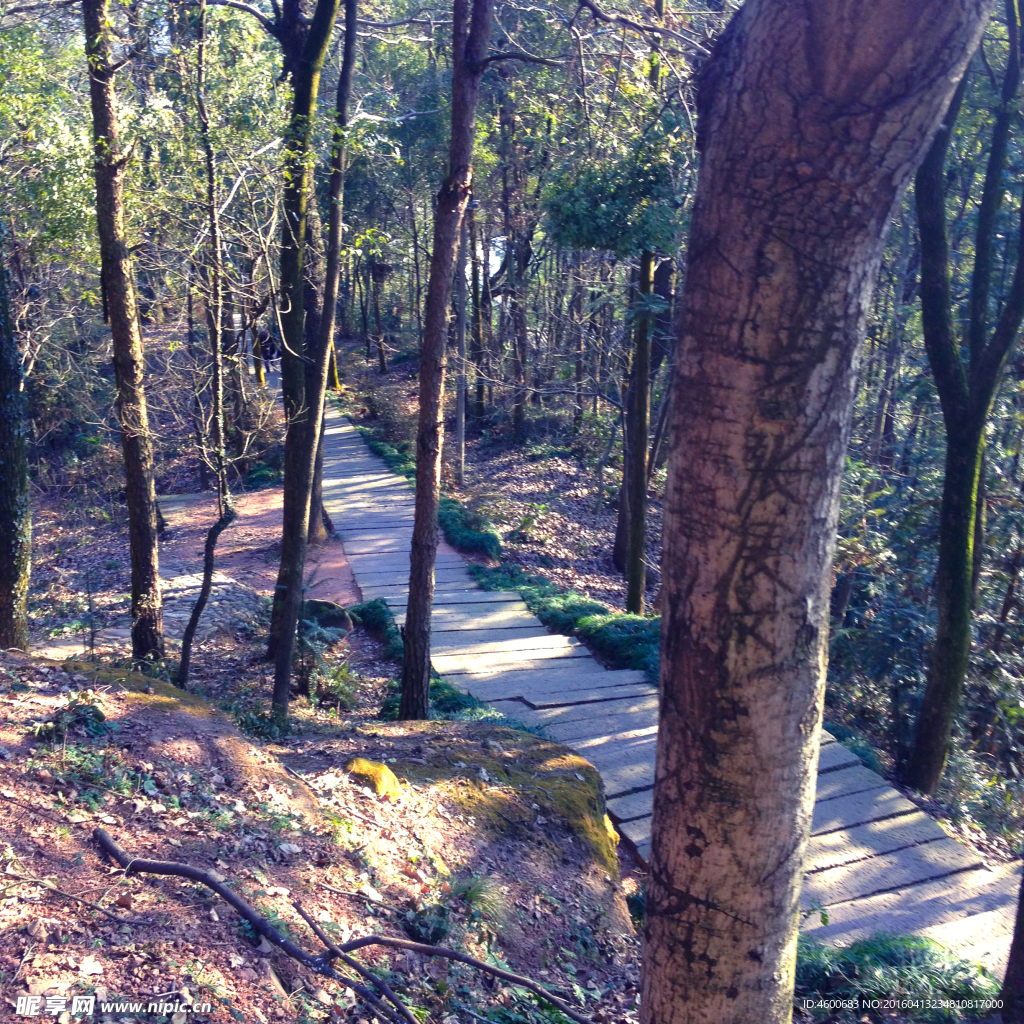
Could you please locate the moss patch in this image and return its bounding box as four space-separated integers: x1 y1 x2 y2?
345 757 402 801
469 563 661 682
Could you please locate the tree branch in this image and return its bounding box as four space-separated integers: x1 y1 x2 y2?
575 0 709 54
200 0 277 34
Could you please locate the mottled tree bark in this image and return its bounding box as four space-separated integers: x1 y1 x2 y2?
400 0 494 720
83 0 164 662
642 3 990 1022
0 228 30 652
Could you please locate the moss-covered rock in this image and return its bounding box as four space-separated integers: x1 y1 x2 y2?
346 757 402 801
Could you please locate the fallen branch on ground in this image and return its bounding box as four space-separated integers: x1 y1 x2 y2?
293 900 594 1024
92 828 405 1024
93 828 592 1024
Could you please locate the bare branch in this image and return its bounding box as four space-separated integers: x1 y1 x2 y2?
575 0 709 54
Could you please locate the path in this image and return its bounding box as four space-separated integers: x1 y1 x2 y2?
321 404 1021 975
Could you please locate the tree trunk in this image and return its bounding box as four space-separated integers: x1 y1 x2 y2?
1000 860 1024 1021
267 0 342 666
400 0 494 721
304 203 329 547
455 220 468 487
907 2 1024 794
626 249 654 614
83 0 164 662
0 228 30 652
469 204 485 422
270 0 355 717
642 3 988 1022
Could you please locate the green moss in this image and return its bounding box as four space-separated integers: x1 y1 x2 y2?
348 599 404 661
379 676 502 723
469 564 661 683
438 496 501 559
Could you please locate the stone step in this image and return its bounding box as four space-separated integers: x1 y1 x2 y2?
431 632 582 655
384 591 522 609
432 648 593 675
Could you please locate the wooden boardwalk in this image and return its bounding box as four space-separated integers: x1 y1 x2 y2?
320 405 1021 974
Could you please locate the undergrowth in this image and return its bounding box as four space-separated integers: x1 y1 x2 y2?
469 563 661 683
794 933 1000 1022
348 598 404 661
378 676 504 722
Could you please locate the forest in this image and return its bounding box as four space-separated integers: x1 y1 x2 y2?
3 0 1024 1021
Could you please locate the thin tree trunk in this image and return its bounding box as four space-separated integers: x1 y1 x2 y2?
0 227 30 652
626 249 654 614
642 3 987 1021
83 0 164 662
469 204 485 422
270 0 355 717
400 0 494 721
1001 871 1024 1021
455 220 468 487
267 0 342 664
908 2 1024 793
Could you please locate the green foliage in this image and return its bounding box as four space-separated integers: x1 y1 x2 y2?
794 934 999 1022
543 144 681 257
379 676 502 722
30 690 109 741
469 563 660 682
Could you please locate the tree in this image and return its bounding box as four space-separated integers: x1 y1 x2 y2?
265 0 343 668
0 226 30 652
82 0 164 662
399 0 495 720
271 0 357 716
544 146 679 612
642 2 991 1022
906 1 1024 794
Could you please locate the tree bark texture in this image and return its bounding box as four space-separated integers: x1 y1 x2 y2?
83 0 164 662
270 0 354 716
1001 868 1024 1021
399 0 494 720
267 0 341 665
907 1 1024 794
0 228 30 652
642 3 990 1022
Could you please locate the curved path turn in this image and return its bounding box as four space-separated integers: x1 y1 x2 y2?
320 403 1021 976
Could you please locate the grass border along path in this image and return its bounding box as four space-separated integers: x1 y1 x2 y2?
468 563 661 683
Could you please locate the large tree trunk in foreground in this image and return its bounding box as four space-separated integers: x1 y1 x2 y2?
642 4 989 1023
270 0 354 717
906 4 1024 794
399 0 494 720
83 0 164 662
0 229 30 652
